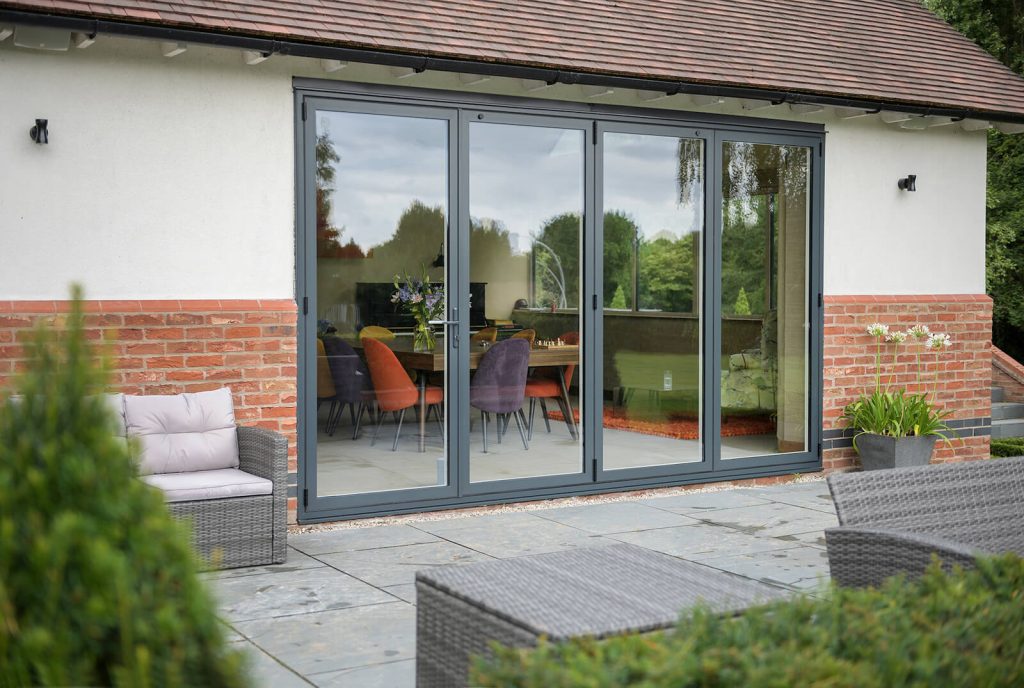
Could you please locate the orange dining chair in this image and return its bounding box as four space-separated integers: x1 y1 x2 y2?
470 327 497 344
525 330 579 441
511 328 536 346
362 337 443 452
359 325 396 341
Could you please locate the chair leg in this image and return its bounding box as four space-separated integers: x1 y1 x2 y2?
432 404 444 439
481 410 489 453
497 413 506 444
353 403 366 440
539 398 552 433
555 396 575 439
392 408 406 452
528 398 536 441
325 400 340 435
513 409 529 450
349 403 357 427
370 407 387 447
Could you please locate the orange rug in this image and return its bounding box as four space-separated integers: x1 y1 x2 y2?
546 407 775 440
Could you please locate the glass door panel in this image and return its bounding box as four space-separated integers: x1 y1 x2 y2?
466 118 585 483
313 109 450 497
601 131 705 471
719 141 810 458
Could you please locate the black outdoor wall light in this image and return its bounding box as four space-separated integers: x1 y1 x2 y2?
29 118 48 144
897 174 917 191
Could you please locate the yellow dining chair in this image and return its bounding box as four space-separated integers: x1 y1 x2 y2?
471 327 497 344
359 325 396 341
511 328 536 346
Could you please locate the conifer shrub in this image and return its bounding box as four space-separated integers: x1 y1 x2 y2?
0 290 246 687
473 555 1024 687
991 437 1024 458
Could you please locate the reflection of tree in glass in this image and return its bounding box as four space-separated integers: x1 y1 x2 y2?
532 212 581 308
315 132 364 259
639 234 695 312
369 201 445 268
720 143 809 315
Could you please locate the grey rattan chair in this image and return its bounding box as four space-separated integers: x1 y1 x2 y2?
825 456 1024 588
167 426 288 569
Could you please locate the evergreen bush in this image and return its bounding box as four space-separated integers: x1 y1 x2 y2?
0 290 245 687
991 437 1024 458
473 555 1024 688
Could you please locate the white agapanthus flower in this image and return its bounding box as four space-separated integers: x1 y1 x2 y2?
907 324 931 341
886 330 907 344
926 333 952 350
866 323 889 338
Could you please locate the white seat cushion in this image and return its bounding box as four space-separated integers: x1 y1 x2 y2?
125 388 239 475
142 468 272 503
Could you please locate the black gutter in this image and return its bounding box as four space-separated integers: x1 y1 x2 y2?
3 7 1024 125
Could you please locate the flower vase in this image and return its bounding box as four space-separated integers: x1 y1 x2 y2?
413 321 436 352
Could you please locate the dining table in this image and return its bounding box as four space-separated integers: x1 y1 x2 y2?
354 336 579 452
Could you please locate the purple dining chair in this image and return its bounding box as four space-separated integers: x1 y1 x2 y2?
321 336 374 439
470 338 531 452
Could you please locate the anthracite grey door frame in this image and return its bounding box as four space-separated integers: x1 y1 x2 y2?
294 79 825 524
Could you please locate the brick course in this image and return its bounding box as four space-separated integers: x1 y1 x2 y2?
823 294 992 471
0 299 299 522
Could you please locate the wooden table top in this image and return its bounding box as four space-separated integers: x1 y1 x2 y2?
355 337 578 372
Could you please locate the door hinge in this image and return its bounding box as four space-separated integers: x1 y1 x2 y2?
592 121 598 145
303 488 309 507
592 294 598 310
817 442 823 458
301 101 307 121
817 293 823 309
303 296 309 315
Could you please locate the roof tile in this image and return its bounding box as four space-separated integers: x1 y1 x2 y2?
2 0 1023 117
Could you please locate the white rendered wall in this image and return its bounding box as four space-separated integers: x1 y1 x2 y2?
0 34 988 300
821 118 987 295
0 38 295 300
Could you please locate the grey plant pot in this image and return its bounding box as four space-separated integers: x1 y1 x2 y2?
855 433 938 470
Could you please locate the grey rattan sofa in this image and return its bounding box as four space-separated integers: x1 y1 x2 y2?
111 388 288 569
825 456 1024 588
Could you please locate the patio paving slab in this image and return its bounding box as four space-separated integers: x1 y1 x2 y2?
317 540 494 588
532 501 699 534
695 501 838 537
640 489 773 513
213 566 394 623
203 548 325 580
746 482 837 514
412 512 612 558
608 522 801 561
289 524 439 556
235 601 415 677
382 583 417 605
233 640 312 687
308 659 415 688
699 545 832 592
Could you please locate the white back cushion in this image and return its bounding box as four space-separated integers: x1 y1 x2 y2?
103 393 127 437
125 388 239 475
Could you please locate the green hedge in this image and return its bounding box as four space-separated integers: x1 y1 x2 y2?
0 291 246 687
991 437 1024 458
473 555 1024 687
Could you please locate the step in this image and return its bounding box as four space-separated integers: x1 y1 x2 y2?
991 418 1024 439
993 402 1024 421
992 387 1007 403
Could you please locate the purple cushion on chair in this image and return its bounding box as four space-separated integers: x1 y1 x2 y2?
125 388 239 476
471 339 530 414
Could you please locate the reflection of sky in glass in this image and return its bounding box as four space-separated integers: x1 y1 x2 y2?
469 122 583 247
318 111 447 250
604 133 703 239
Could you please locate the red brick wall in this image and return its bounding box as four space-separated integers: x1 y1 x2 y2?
822 295 992 471
992 346 1024 404
0 299 299 522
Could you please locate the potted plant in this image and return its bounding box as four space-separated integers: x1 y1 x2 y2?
392 268 445 352
842 323 956 470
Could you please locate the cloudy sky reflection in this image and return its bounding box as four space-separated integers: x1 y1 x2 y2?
319 111 704 252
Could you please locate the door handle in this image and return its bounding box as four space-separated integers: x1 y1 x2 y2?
428 320 459 326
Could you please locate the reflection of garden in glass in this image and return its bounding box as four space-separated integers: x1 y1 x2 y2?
602 132 704 470
721 141 810 456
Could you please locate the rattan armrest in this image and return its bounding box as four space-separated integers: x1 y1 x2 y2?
236 425 287 486
825 526 982 589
